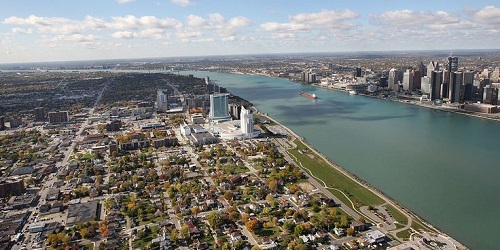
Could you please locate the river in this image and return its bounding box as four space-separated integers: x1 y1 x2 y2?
182 71 500 249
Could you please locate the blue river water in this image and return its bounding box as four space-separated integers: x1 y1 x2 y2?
181 71 499 249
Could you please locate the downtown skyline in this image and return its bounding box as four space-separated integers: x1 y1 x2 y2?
1 0 500 63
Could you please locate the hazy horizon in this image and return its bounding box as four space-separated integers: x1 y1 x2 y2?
1 48 500 67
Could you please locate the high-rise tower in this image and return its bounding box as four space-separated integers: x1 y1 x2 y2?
240 106 253 138
449 71 462 103
157 90 168 111
430 71 443 100
443 57 459 99
209 93 231 122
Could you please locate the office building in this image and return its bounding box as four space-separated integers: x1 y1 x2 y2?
240 106 253 137
106 120 122 132
413 69 422 89
421 76 431 95
492 68 500 82
0 178 25 198
34 107 45 121
48 111 69 124
483 86 498 104
187 97 203 110
402 69 414 91
443 57 459 98
449 72 463 103
354 67 362 77
463 71 474 101
156 89 168 112
229 104 242 120
379 76 388 88
301 71 316 83
427 61 439 77
209 93 231 122
388 68 402 92
430 71 443 100
474 78 490 101
448 56 459 73
417 61 426 76
481 69 490 78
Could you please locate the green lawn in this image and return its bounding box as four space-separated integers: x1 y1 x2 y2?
254 226 281 239
396 229 411 239
288 140 384 207
411 220 436 233
383 204 408 226
83 243 94 250
79 153 95 161
219 164 249 174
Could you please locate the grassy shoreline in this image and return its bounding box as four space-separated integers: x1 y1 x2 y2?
259 113 460 245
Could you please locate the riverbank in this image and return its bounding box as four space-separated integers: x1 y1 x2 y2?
311 83 500 123
182 70 496 248
257 112 467 249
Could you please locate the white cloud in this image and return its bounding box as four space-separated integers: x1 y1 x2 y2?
3 15 52 26
112 31 135 39
3 15 99 34
220 36 236 42
272 33 296 40
289 9 358 27
176 31 202 39
116 0 135 4
228 17 251 28
108 15 182 30
183 13 251 37
373 9 460 28
260 9 359 33
170 0 192 7
12 28 33 34
112 29 166 39
189 38 215 43
83 16 107 30
473 6 500 25
187 15 207 27
260 22 308 32
209 13 225 24
49 34 99 43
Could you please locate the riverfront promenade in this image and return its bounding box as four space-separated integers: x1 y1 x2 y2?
258 112 466 249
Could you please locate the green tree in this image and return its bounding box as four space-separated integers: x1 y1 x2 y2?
340 214 349 227
180 224 190 239
294 224 305 236
283 220 295 234
170 229 179 244
80 228 89 239
206 211 221 229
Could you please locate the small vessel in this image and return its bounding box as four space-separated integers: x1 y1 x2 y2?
349 90 358 95
300 92 318 99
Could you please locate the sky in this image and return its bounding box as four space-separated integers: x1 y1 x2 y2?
1 0 500 63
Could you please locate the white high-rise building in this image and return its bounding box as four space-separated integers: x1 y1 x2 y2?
388 68 402 92
402 69 414 91
157 90 168 111
240 107 253 137
492 67 500 83
427 61 439 77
